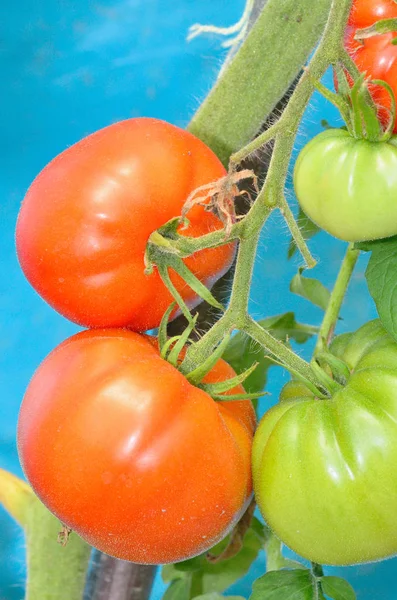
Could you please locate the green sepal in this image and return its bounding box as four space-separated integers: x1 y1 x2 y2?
184 334 231 385
158 264 195 325
170 256 225 312
310 360 343 396
161 335 183 360
315 350 351 385
199 361 259 394
334 62 353 98
305 68 351 126
167 315 198 366
210 391 268 401
372 78 397 139
354 17 397 40
351 74 382 140
158 302 177 353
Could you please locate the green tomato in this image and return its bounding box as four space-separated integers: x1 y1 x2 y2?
253 320 397 565
293 129 397 242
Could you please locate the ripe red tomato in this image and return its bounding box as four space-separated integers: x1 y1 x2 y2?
17 330 255 564
16 118 235 332
348 0 397 26
345 0 397 132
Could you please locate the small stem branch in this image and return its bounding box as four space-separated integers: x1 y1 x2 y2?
278 198 317 268
339 47 361 80
183 213 270 372
230 122 279 165
243 316 327 394
313 243 359 356
174 221 243 255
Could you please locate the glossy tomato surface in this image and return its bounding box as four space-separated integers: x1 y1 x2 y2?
253 320 397 566
345 0 397 132
17 329 255 564
293 128 397 241
16 118 235 332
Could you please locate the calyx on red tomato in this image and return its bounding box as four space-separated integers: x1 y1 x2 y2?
253 319 397 566
345 0 397 132
293 128 397 241
16 118 235 332
17 329 255 564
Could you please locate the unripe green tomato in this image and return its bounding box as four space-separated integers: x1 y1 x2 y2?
293 129 397 242
253 320 397 565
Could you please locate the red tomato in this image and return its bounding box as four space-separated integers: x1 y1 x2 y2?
344 0 397 132
17 330 255 564
348 0 397 26
16 118 235 332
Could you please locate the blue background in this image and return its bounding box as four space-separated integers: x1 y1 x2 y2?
1 0 395 598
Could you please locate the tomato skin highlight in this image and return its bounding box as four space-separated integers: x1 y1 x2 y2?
293 128 397 242
17 330 255 564
16 118 235 332
253 320 397 566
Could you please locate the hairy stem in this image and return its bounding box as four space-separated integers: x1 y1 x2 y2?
313 243 360 356
183 0 354 386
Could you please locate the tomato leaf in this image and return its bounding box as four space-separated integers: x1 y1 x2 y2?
162 518 266 598
290 267 330 310
223 312 318 395
193 595 245 600
288 209 321 259
321 576 356 600
249 569 323 600
162 578 192 600
359 236 397 340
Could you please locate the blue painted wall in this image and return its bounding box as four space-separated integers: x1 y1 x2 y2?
1 1 395 598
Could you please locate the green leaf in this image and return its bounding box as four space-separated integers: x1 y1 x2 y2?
162 564 188 583
163 578 191 600
223 312 317 397
290 268 330 311
363 236 397 340
163 520 265 598
250 569 320 600
193 595 245 600
321 576 356 600
288 209 321 259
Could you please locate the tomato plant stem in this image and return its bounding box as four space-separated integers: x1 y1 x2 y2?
25 503 91 600
188 0 334 164
313 243 360 356
243 317 328 395
183 0 354 390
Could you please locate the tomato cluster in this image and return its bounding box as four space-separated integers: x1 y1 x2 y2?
294 0 397 243
16 118 254 564
15 0 397 574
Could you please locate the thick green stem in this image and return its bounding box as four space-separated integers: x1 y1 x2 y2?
26 501 91 600
313 243 359 356
187 0 334 164
0 469 91 600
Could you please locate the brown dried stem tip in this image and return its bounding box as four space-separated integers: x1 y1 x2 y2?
182 169 258 237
